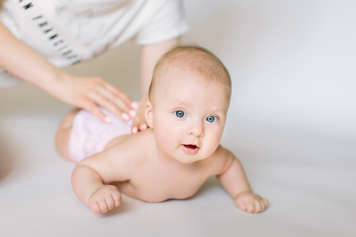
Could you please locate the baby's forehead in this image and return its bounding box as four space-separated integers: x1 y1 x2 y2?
158 64 225 87
161 79 229 109
158 52 230 88
153 68 230 105
169 98 228 112
149 46 231 105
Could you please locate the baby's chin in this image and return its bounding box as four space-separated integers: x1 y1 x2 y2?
174 151 212 164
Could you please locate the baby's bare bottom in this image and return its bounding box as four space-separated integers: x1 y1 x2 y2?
55 109 80 162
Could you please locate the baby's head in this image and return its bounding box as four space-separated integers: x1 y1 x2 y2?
145 46 231 164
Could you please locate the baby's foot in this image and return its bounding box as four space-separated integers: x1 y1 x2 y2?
234 191 269 213
88 185 121 214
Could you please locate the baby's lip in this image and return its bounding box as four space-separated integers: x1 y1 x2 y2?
181 144 200 155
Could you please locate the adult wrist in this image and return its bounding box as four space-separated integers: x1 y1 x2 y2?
36 66 66 92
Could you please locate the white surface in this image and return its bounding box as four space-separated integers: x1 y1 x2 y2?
1 1 355 236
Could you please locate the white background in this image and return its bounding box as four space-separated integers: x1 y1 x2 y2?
1 1 355 236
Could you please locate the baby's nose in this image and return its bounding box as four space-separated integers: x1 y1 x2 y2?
188 122 204 137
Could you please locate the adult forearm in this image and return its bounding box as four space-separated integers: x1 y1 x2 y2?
0 20 60 90
140 37 180 97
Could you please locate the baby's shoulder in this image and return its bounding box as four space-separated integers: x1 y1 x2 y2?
103 129 155 165
104 133 131 150
202 145 234 176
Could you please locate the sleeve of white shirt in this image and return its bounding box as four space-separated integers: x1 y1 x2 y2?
136 0 188 45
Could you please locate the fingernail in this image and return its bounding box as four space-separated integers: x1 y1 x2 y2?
105 117 112 123
132 127 138 134
131 102 138 109
129 110 136 117
140 124 147 130
122 113 129 120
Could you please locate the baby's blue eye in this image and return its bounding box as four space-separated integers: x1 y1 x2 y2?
206 115 217 123
175 110 185 118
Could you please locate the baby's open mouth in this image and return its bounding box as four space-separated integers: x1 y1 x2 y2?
182 144 199 154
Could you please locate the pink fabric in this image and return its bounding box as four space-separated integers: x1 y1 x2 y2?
68 109 131 162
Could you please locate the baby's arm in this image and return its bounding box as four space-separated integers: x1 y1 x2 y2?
72 146 134 214
217 150 269 213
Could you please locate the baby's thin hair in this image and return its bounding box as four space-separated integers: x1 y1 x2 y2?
148 46 231 101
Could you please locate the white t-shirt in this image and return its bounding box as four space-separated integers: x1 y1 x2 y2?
0 0 188 86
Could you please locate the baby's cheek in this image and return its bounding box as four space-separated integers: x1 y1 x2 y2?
207 127 223 144
155 122 180 147
205 129 223 152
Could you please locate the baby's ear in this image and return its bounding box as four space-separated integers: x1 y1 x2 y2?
144 100 154 128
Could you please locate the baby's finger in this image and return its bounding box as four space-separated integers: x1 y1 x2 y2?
259 200 265 211
262 199 269 209
238 203 247 212
90 201 101 214
105 195 114 210
246 203 255 213
98 200 108 213
111 192 120 207
254 200 262 213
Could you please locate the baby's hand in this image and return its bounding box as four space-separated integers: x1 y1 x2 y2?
234 191 269 214
88 185 121 214
131 97 149 133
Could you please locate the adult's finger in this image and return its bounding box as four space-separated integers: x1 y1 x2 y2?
101 81 134 109
83 100 111 123
95 87 132 118
88 92 131 121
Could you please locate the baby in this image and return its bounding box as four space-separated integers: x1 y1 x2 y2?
55 46 269 215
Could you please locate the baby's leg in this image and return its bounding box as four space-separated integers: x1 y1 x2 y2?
55 109 80 162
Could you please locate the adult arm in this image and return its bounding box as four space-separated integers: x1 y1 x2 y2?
131 37 180 133
0 21 135 122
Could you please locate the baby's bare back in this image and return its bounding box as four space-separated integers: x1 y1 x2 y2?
102 129 227 203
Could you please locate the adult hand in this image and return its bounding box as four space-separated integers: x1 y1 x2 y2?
46 71 138 123
130 97 149 133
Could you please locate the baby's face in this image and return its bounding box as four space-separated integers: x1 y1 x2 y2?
149 67 230 164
